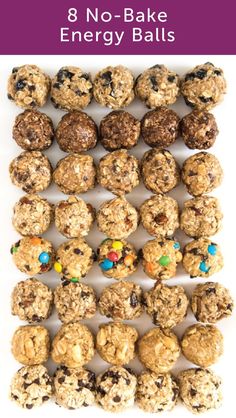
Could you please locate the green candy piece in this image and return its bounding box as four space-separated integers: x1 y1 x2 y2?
159 255 171 266
12 247 18 254
70 277 80 283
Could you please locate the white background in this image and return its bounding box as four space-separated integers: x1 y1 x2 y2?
0 55 235 417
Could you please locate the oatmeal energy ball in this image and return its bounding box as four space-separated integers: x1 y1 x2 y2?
8 64 50 109
10 365 53 409
141 107 180 148
135 64 180 108
51 66 93 110
11 278 53 323
181 62 226 110
180 110 219 150
93 65 134 109
11 325 50 365
183 238 223 278
96 366 137 412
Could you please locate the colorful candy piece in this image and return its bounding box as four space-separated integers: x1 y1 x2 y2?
54 261 62 273
30 237 42 245
71 277 79 283
100 259 114 271
124 255 134 266
107 251 119 262
208 244 217 256
11 246 18 254
199 261 210 273
38 252 50 264
173 242 180 250
159 255 171 266
112 241 123 250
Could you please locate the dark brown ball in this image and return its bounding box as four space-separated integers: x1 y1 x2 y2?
141 107 180 148
180 110 219 149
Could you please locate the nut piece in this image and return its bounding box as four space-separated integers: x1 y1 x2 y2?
11 325 50 365
183 238 223 278
180 110 218 149
141 107 180 148
100 110 140 150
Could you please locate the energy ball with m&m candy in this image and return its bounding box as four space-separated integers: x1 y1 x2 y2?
180 109 219 150
183 238 223 278
141 107 180 148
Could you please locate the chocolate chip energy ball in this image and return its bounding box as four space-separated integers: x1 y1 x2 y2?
135 64 180 108
8 65 50 109
141 107 180 147
11 236 55 275
140 195 179 237
100 110 140 151
182 152 223 196
183 238 223 278
93 65 134 109
11 278 53 323
51 66 93 110
54 367 96 409
51 322 95 368
10 365 53 409
96 366 137 412
56 111 97 153
98 281 143 320
53 154 96 195
97 150 140 196
136 371 179 413
180 110 219 150
11 325 50 365
178 368 222 414
9 151 53 193
181 62 226 110
138 328 180 373
13 110 54 151
54 282 96 323
141 149 180 194
97 197 139 239
191 282 234 323
55 196 95 238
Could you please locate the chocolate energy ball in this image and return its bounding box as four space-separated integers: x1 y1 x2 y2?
54 282 97 323
180 196 223 238
53 153 96 195
51 66 93 110
55 111 97 153
180 110 219 150
182 152 223 196
140 195 179 237
11 325 50 365
100 110 140 151
13 109 54 151
181 62 226 110
7 64 50 109
98 281 143 320
191 282 234 323
93 65 134 109
97 196 139 239
141 149 180 194
11 236 55 275
141 107 180 147
11 278 53 323
183 238 223 278
9 151 53 193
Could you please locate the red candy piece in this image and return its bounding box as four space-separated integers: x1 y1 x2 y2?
107 251 119 262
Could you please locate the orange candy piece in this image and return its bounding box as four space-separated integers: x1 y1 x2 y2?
146 262 154 273
124 255 134 266
30 237 42 246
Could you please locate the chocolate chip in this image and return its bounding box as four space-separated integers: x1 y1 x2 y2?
185 72 195 82
151 64 162 69
149 76 158 92
189 248 199 255
33 378 40 385
168 75 175 82
15 80 27 90
42 396 49 402
206 287 216 295
155 376 164 388
12 67 19 73
28 85 36 92
113 396 121 403
227 303 233 310
101 71 112 85
199 96 213 103
25 264 30 271
97 386 106 397
64 368 71 376
190 388 197 396
214 70 222 76
74 248 83 255
23 382 31 389
58 376 65 384
26 404 33 409
81 73 90 80
130 291 138 307
101 371 120 384
57 69 74 83
172 387 179 401
7 93 13 100
184 97 195 107
195 69 207 79
53 82 60 89
83 402 89 407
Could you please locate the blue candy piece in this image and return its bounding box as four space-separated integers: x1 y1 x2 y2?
100 259 113 271
199 261 210 273
173 242 180 250
38 252 50 264
208 244 217 256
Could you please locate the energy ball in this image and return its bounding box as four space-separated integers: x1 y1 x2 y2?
53 153 96 195
135 64 180 108
13 109 54 151
96 366 137 412
100 110 140 151
96 322 138 366
12 194 54 236
97 196 139 239
11 277 53 323
54 366 96 409
141 237 182 280
180 196 223 238
191 282 234 323
97 239 138 280
138 328 180 373
182 152 223 196
55 196 95 238
55 111 97 153
144 282 189 328
54 238 94 281
51 322 95 368
140 195 179 237
9 151 53 193
51 66 93 110
141 149 180 194
181 62 226 110
183 238 223 278
180 110 219 150
54 281 97 323
7 64 50 109
11 236 55 275
10 365 53 409
141 107 180 148
11 325 50 365
93 65 134 109
97 149 140 196
136 371 179 413
98 281 143 320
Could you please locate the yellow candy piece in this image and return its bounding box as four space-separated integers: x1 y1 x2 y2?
54 261 62 273
112 241 123 250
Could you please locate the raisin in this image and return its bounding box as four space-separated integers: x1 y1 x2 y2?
58 376 65 384
155 376 164 388
130 291 138 307
185 72 195 81
76 89 84 96
81 291 90 299
154 213 168 225
113 396 121 402
15 80 27 90
26 404 33 409
195 69 207 79
227 303 233 310
101 71 112 85
28 85 36 92
7 93 13 100
57 69 74 83
184 97 195 107
149 76 158 92
53 82 60 89
168 75 175 82
206 287 216 295
189 248 199 255
190 388 197 396
214 70 222 76
74 248 83 255
151 64 162 69
42 396 49 402
199 96 213 103
97 386 106 397
12 67 19 73
81 73 90 80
